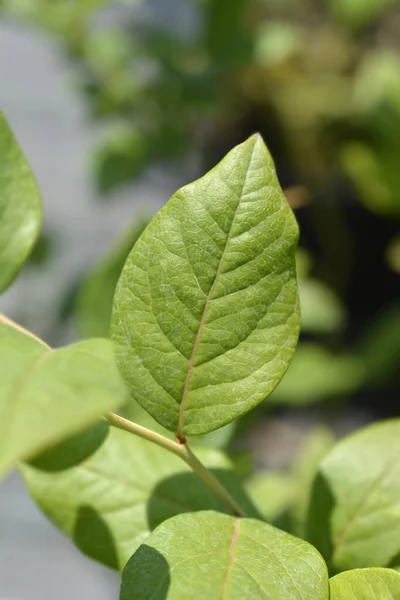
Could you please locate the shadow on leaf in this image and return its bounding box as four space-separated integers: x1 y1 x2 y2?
121 545 170 600
306 472 335 571
74 505 119 570
147 468 261 531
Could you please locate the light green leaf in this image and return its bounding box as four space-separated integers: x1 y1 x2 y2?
21 428 259 570
330 568 400 599
0 112 42 293
299 279 345 334
76 216 149 338
112 134 300 436
121 511 329 599
0 320 125 480
245 471 297 524
307 419 400 572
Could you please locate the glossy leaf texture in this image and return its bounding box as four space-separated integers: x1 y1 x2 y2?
0 112 42 293
112 134 300 436
21 428 259 570
0 320 125 481
120 511 329 599
307 419 400 572
330 568 400 599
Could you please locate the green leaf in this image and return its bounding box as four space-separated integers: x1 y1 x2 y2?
290 427 335 538
0 112 42 293
76 216 149 338
307 419 400 573
0 321 125 480
245 471 297 524
21 428 259 570
330 568 400 599
271 343 365 405
299 279 345 334
121 511 329 599
112 134 300 436
327 0 397 31
28 420 109 472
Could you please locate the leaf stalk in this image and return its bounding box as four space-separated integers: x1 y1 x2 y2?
106 412 244 517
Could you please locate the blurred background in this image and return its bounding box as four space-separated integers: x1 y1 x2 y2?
0 0 399 598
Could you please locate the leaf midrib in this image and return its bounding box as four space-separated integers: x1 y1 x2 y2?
177 140 257 436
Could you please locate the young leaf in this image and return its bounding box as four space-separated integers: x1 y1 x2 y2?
112 134 299 436
307 419 400 572
21 428 259 570
330 568 400 599
120 511 329 599
0 321 125 481
0 113 42 293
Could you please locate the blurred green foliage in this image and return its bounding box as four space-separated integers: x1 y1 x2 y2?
1 0 399 425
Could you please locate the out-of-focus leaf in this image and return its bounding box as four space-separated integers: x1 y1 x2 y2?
299 279 345 334
205 0 252 68
290 427 335 538
245 471 298 523
112 135 300 436
120 511 329 599
255 22 302 66
341 142 400 217
271 343 365 405
308 419 400 572
76 216 149 338
356 303 400 384
330 568 400 599
0 319 125 481
386 235 400 275
0 112 42 294
327 0 397 31
92 127 150 194
21 428 258 570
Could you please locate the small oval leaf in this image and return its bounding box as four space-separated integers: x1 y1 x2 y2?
0 320 125 480
0 113 42 293
21 428 258 570
121 511 329 599
307 419 400 572
112 134 299 436
330 568 400 599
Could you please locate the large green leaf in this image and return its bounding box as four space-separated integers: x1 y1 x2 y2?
330 568 400 599
0 112 42 293
307 419 400 573
0 320 124 480
112 134 300 436
76 216 149 338
21 428 259 570
120 511 329 599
